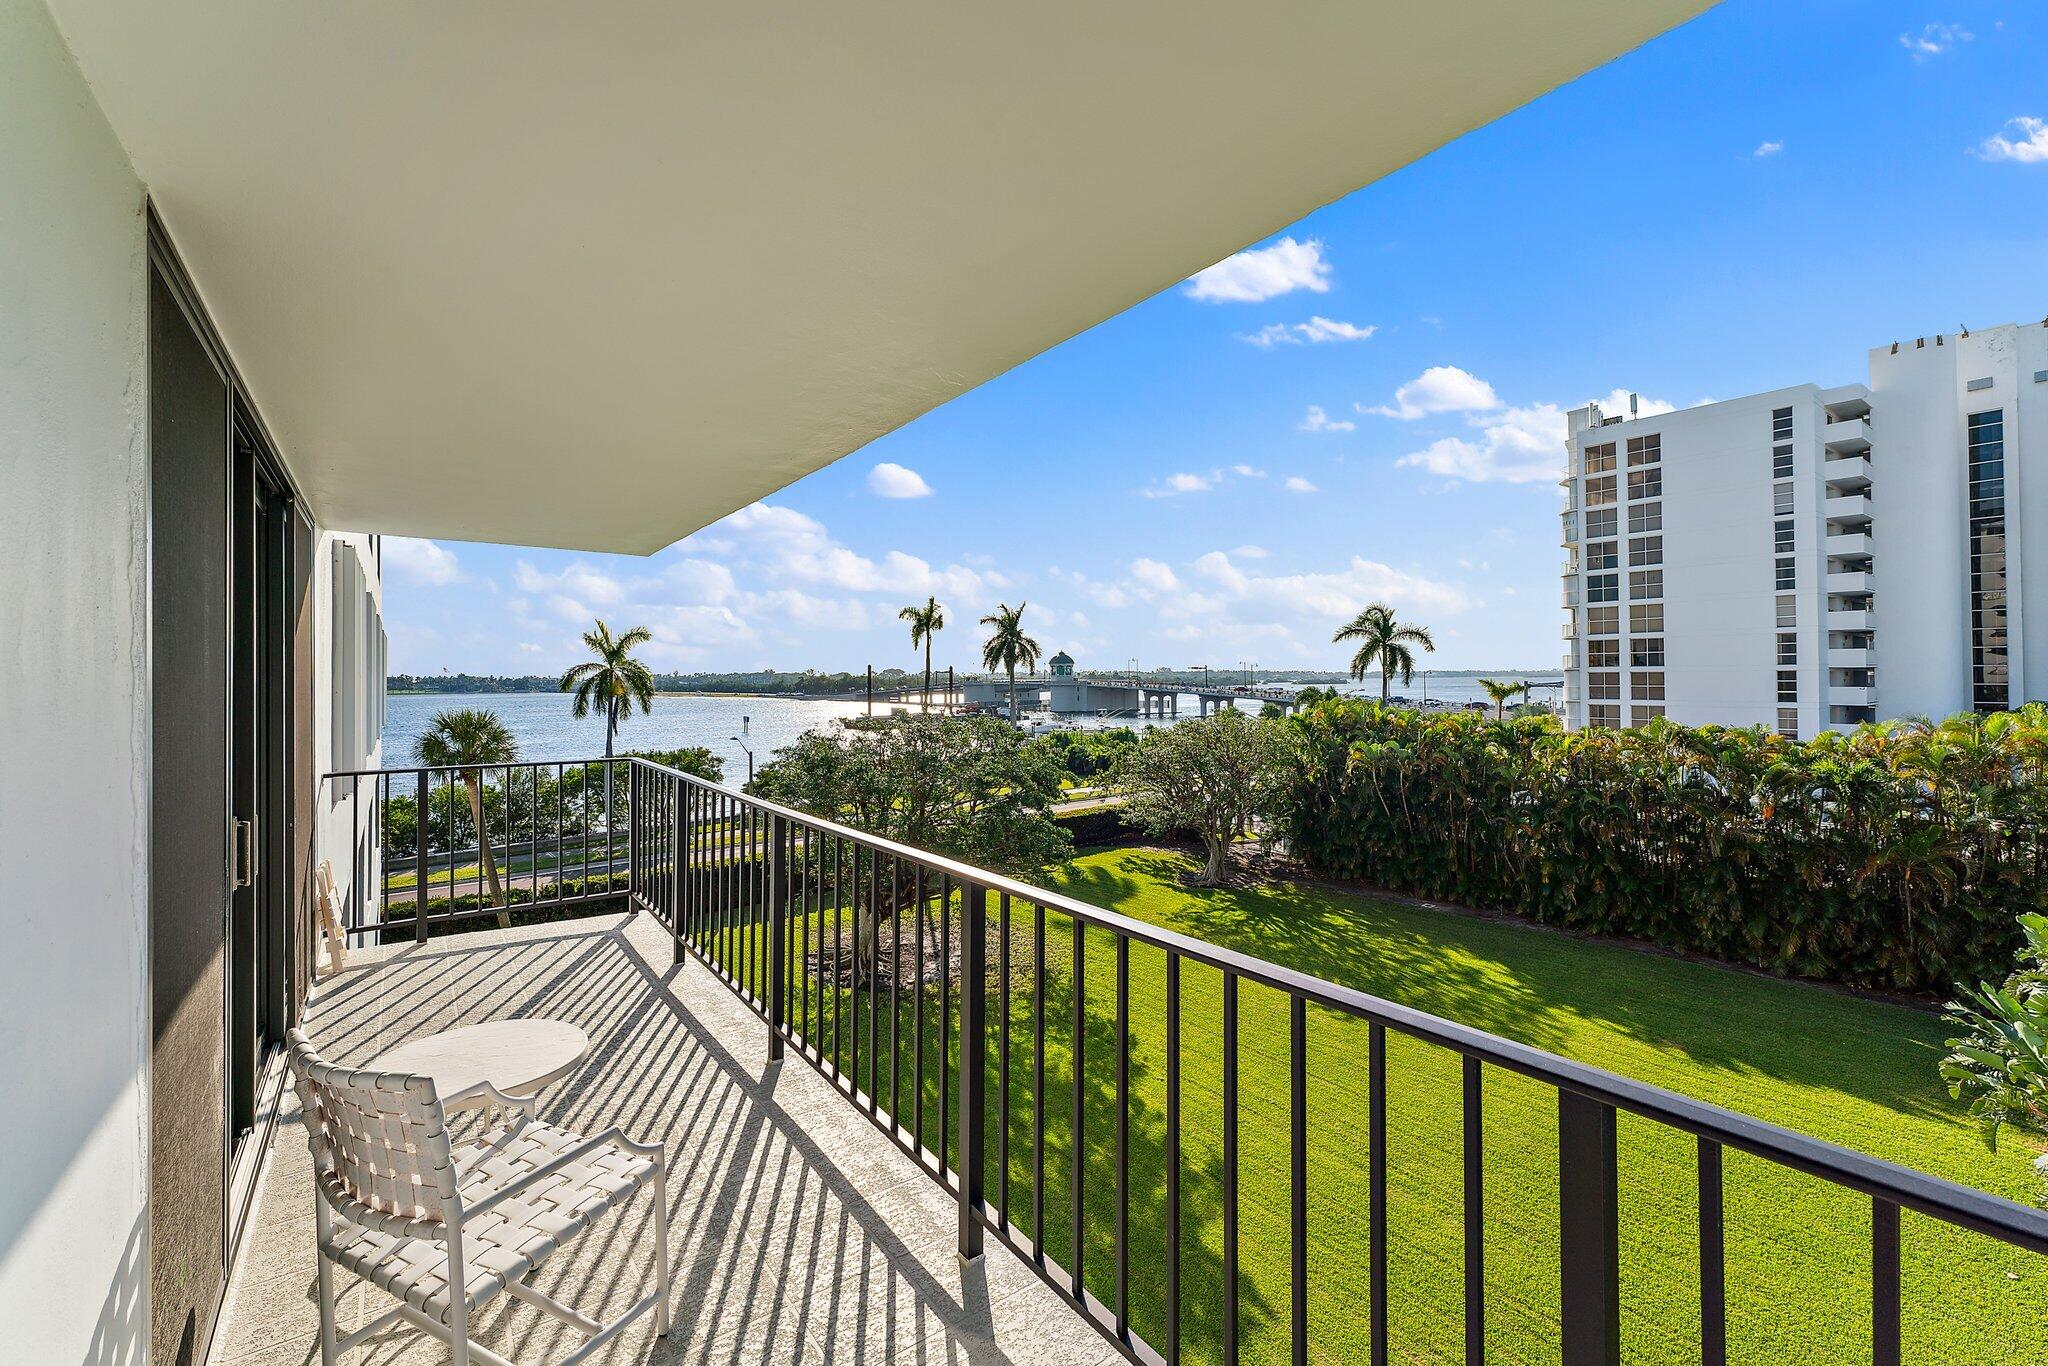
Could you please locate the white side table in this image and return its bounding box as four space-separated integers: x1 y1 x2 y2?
368 1019 590 1112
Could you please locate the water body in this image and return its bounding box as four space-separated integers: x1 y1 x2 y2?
384 673 1559 778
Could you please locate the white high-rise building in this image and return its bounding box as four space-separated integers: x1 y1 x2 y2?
1561 319 2048 735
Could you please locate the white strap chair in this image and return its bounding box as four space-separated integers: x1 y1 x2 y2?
287 1028 670 1365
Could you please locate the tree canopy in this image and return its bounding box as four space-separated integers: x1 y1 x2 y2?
1112 708 1291 885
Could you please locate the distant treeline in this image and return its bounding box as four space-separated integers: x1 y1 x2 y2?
389 667 1553 696
389 670 920 696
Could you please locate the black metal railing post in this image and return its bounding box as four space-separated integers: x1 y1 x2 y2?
767 812 787 1061
1558 1091 1621 1366
958 881 987 1260
672 775 686 965
413 769 429 943
626 761 639 912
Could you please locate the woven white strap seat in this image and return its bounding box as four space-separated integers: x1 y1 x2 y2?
325 1119 658 1327
288 1028 670 1365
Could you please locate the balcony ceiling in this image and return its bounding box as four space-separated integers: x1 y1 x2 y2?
50 1 1710 553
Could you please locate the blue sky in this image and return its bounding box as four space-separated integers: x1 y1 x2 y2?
384 1 2047 678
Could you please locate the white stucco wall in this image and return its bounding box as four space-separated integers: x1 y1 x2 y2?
316 533 385 927
0 1 151 1359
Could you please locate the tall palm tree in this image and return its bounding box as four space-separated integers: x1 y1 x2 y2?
414 708 520 922
1333 602 1437 704
1479 677 1530 721
559 620 656 757
978 602 1042 723
899 596 945 713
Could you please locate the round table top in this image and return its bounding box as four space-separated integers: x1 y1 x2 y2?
368 1019 589 1109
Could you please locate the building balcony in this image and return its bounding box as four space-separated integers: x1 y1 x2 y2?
1822 417 1871 455
1825 532 1873 562
1823 456 1872 491
1821 389 1872 422
1562 618 1578 640
1563 583 1581 608
1829 608 1874 631
198 757 2048 1366
1830 685 1877 708
1828 571 1875 597
1824 492 1873 527
1828 648 1874 669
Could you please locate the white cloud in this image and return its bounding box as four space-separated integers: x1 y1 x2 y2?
1901 22 1971 59
1753 140 1783 158
1299 405 1354 434
1183 237 1332 303
1977 117 2048 164
383 537 465 586
1241 316 1375 347
1139 471 1218 499
1591 389 1678 421
868 461 934 498
1129 558 1180 593
1232 545 1269 560
1397 388 1677 485
514 560 626 606
1365 366 1501 420
1284 475 1319 493
1231 463 1267 479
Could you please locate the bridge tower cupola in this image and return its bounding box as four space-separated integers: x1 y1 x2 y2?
1049 650 1075 678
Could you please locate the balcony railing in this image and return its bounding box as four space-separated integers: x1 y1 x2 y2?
324 758 2048 1363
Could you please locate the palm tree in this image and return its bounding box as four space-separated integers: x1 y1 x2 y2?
1479 677 1530 721
559 620 655 757
1333 602 1437 704
414 708 519 923
899 596 945 713
978 602 1042 723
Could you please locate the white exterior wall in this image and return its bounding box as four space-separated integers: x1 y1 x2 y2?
1564 321 2048 733
317 533 386 925
1868 325 2048 718
1562 389 1831 735
0 2 152 1359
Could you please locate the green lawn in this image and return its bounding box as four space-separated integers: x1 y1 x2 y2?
699 846 2045 1364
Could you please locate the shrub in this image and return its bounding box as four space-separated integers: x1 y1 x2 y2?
1280 700 2048 992
1943 912 2048 1151
377 873 632 943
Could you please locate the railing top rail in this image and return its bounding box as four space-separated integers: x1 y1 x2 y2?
323 758 2048 1256
621 754 2048 1255
322 758 624 781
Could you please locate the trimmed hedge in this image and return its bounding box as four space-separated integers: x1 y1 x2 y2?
1280 700 2048 993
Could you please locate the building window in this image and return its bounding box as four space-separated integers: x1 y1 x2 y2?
1586 475 1617 507
1586 507 1617 539
1587 703 1621 729
1776 594 1797 628
1587 606 1619 635
1631 637 1664 668
1777 669 1798 702
1630 603 1663 634
1628 467 1662 501
1774 482 1794 516
1772 406 1794 443
1587 672 1620 701
1588 639 1619 669
1628 501 1662 534
1629 569 1663 599
1775 519 1794 554
1775 557 1796 590
1631 671 1665 701
1967 410 2009 712
1777 706 1799 739
1583 442 1617 474
1585 540 1617 571
1629 535 1663 566
1627 434 1662 467
1778 632 1797 666
1587 573 1618 603
1772 444 1794 479
1631 704 1666 728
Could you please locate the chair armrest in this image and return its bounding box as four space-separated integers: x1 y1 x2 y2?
461 1128 636 1222
441 1079 539 1121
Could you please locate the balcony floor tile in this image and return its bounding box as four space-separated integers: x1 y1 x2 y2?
212 913 1120 1366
